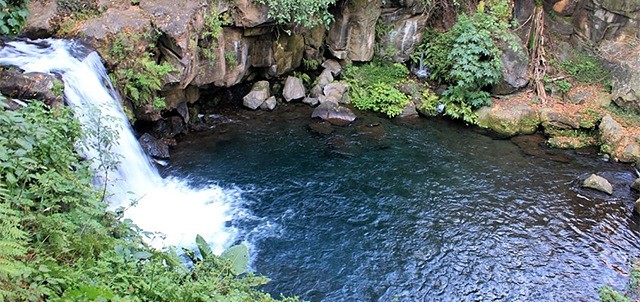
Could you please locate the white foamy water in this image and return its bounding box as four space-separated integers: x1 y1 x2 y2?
0 39 237 253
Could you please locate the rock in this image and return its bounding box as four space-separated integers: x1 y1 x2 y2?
310 84 323 98
195 27 251 87
260 96 277 110
493 35 529 95
631 178 640 192
311 101 357 126
22 0 58 38
169 116 187 136
611 54 640 113
539 108 581 130
327 0 381 61
139 133 170 159
302 24 326 64
567 90 593 104
323 82 349 103
283 76 305 102
615 136 640 163
635 198 640 214
0 69 64 106
269 33 305 77
547 136 596 149
397 101 418 118
476 104 540 137
80 6 151 49
234 0 270 27
303 97 319 107
243 81 270 110
582 174 613 195
377 14 429 62
599 114 624 145
321 59 343 76
317 69 334 88
308 121 334 135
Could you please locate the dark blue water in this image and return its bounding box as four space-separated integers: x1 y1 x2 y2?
162 104 640 301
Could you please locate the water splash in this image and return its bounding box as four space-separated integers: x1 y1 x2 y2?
0 39 238 253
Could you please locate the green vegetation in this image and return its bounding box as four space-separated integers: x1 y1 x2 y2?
418 88 441 116
254 0 336 28
412 0 516 123
107 32 173 110
343 61 411 118
0 99 296 301
200 6 225 65
53 0 103 37
0 0 29 37
559 51 611 86
598 261 640 302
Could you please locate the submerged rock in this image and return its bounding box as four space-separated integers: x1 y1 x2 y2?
582 174 613 195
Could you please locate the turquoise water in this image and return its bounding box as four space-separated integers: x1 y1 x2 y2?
162 104 640 301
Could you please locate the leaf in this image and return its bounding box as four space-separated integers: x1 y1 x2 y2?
195 234 212 260
220 244 249 275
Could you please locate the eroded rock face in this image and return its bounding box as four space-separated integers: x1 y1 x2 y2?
493 36 530 95
582 173 613 195
327 0 382 61
377 13 429 62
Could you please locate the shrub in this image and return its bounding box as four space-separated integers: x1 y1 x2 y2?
0 99 297 301
344 62 411 118
253 0 336 28
0 0 29 37
559 51 611 86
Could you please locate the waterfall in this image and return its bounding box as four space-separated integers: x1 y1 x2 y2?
0 39 238 253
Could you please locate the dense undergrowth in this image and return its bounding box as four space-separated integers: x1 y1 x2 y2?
0 99 295 301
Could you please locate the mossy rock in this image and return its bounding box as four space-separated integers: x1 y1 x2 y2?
476 104 540 137
547 136 597 149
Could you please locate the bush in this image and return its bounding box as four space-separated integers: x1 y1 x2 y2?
0 99 296 301
253 0 336 28
0 0 29 37
343 62 411 118
559 51 611 86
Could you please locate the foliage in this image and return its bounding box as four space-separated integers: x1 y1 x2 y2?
599 261 640 302
108 32 173 110
0 99 296 302
418 88 441 116
302 58 320 71
543 77 572 96
343 62 411 118
0 0 29 37
559 51 611 86
254 0 336 28
599 286 631 302
200 6 225 65
225 51 238 69
53 0 102 36
411 0 516 122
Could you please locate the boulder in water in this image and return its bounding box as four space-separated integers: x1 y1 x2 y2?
260 96 277 111
311 101 357 126
582 174 613 195
0 69 64 106
139 133 170 159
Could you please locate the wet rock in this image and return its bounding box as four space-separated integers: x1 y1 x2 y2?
476 104 540 137
635 198 640 214
397 101 418 118
311 101 357 126
308 121 334 135
139 133 170 159
327 0 381 61
260 96 277 111
283 76 305 102
269 33 305 77
0 69 63 106
377 14 429 62
547 136 597 149
243 81 270 110
582 174 613 195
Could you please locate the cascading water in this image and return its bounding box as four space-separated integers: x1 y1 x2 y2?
0 39 239 253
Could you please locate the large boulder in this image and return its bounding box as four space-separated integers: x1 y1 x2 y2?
234 0 270 27
599 114 624 146
493 35 530 95
0 69 64 106
610 54 640 113
139 133 170 159
243 80 270 110
476 104 540 137
598 114 640 163
327 0 382 61
268 33 305 77
311 101 357 126
582 174 613 195
282 76 305 102
22 0 59 38
377 13 429 62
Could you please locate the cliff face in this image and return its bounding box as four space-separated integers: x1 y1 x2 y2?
14 0 640 125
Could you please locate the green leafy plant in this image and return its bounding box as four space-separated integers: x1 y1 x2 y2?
0 99 297 302
253 0 336 28
0 0 29 37
419 88 441 116
225 51 238 69
559 51 611 86
343 61 411 118
200 6 224 64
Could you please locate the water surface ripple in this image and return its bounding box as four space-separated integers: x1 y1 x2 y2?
163 106 640 301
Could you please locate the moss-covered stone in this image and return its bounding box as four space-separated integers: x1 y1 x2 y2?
476 104 540 137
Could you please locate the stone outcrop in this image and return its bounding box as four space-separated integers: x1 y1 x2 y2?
582 173 613 195
327 0 382 61
598 114 640 163
311 101 357 126
243 80 270 110
0 69 64 106
139 133 170 159
476 104 540 137
282 76 305 102
493 36 530 95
